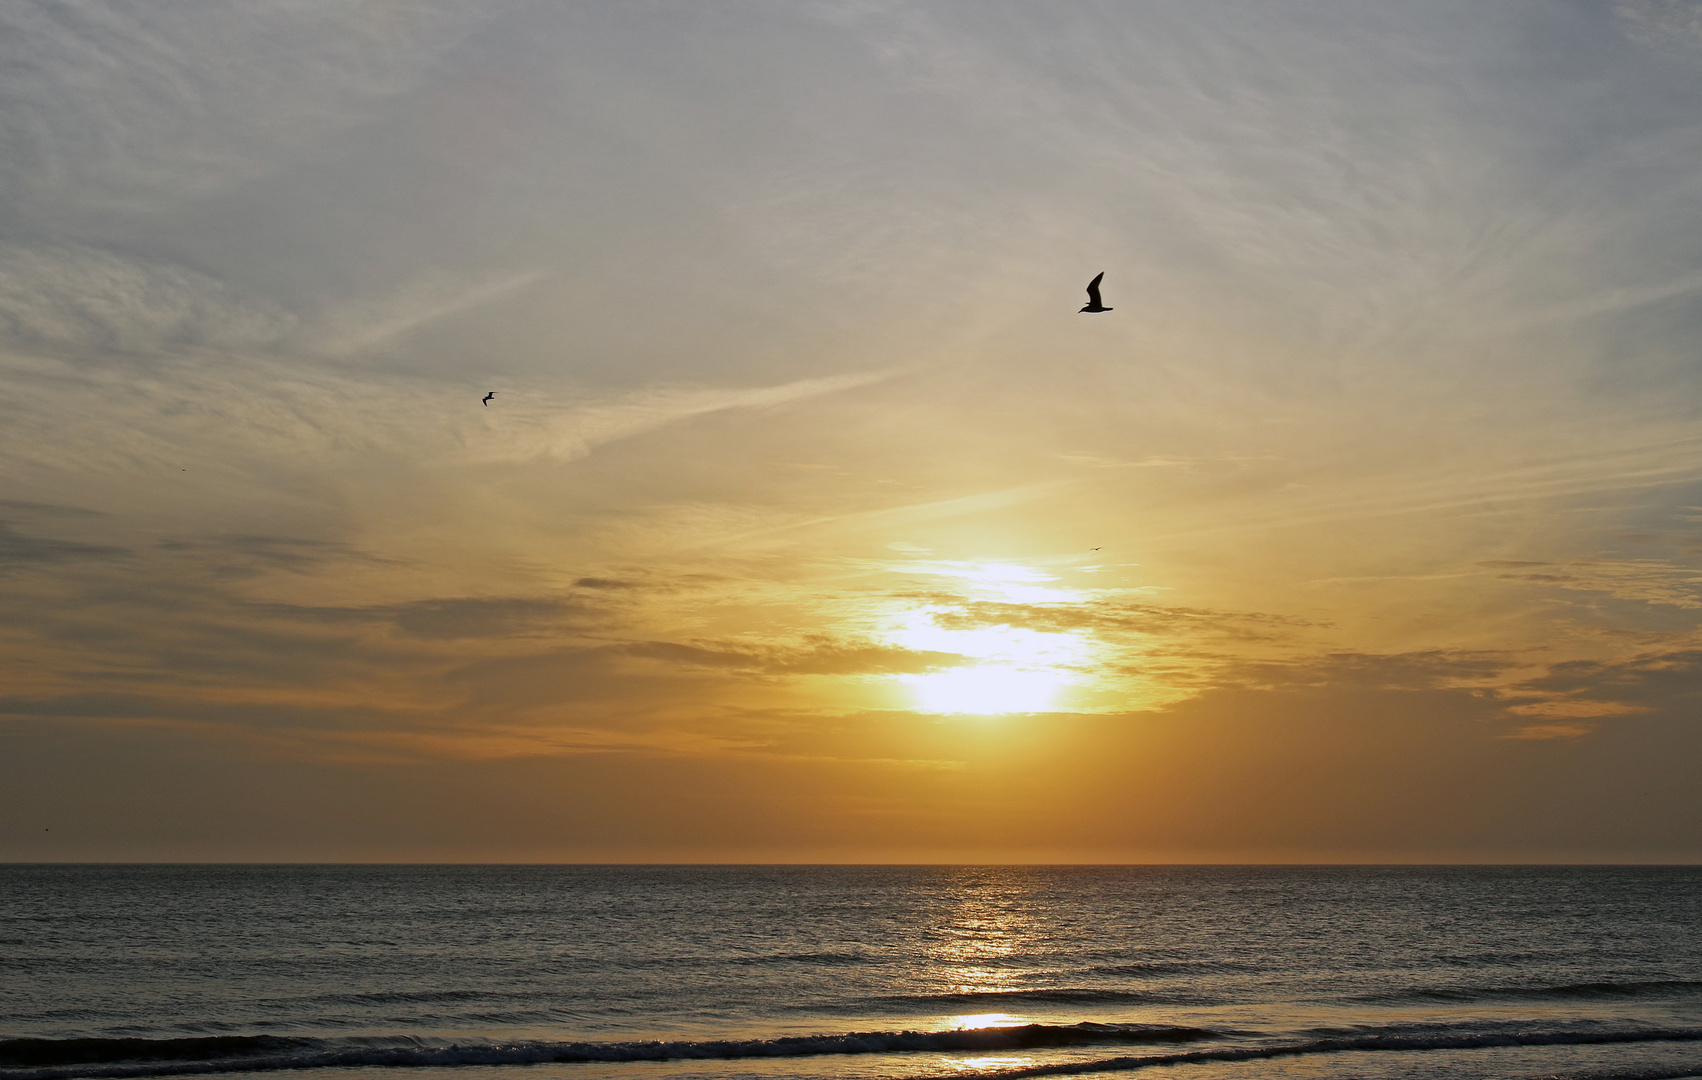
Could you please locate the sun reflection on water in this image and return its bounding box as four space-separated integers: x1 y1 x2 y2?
951 1012 1026 1030
922 873 1045 996
944 1055 1036 1074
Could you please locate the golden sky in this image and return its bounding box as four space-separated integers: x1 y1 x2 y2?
4 1 1702 861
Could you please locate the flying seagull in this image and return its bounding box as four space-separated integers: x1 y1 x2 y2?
481 392 496 406
1080 272 1112 313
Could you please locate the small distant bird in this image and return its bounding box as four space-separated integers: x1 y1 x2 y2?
481 392 497 406
1080 272 1112 313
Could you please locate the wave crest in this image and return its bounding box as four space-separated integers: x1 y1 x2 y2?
0 1024 1219 1080
1370 980 1702 1004
927 1025 1702 1080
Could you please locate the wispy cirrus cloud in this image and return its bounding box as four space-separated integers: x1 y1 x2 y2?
0 243 294 357
1481 557 1702 609
303 267 549 356
0 517 127 571
0 343 899 483
1616 0 1702 55
0 0 502 222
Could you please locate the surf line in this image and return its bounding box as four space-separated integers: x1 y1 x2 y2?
934 1027 1702 1080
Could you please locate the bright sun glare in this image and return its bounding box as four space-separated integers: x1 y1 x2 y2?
905 665 1068 714
882 564 1093 715
953 1013 1025 1030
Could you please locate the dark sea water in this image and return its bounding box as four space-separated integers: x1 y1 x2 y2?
4 866 1702 1080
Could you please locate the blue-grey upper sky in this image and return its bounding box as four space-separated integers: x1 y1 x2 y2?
5 0 1702 862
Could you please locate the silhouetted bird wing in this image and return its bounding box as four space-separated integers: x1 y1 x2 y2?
482 392 496 405
1085 272 1105 307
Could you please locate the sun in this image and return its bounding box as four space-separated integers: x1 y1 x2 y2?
904 665 1070 714
882 602 1091 715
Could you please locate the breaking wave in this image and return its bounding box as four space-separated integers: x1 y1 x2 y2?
0 1024 1219 1080
869 989 1185 1007
1367 980 1702 1004
929 1026 1702 1080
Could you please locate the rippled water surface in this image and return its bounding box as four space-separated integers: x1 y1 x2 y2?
3 866 1701 1080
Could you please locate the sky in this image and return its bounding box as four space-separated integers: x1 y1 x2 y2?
4 0 1702 863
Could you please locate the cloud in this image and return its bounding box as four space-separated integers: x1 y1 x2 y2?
0 1 499 221
259 596 595 640
1516 649 1702 704
0 515 127 571
0 499 105 518
1482 557 1702 609
155 535 393 579
926 599 1315 641
466 368 902 466
1219 649 1515 694
303 268 547 356
1130 429 1702 551
1503 698 1647 718
1616 0 1702 55
1501 722 1598 740
574 577 641 591
1467 648 1702 742
0 326 898 485
0 243 294 356
0 689 423 734
1057 452 1251 470
617 636 967 677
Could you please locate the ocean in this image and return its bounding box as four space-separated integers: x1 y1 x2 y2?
3 866 1700 1080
